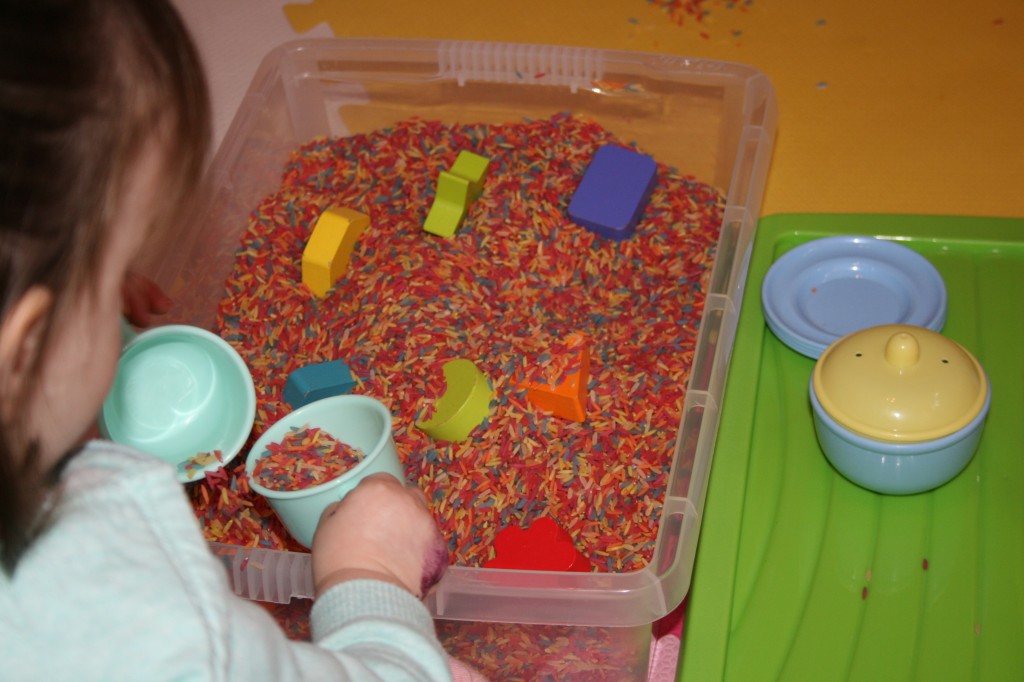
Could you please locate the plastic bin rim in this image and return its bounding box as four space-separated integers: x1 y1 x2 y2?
257 35 772 81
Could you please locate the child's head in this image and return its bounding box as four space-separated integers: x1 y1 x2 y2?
0 0 210 571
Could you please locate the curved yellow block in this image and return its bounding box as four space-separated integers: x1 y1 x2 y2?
302 206 369 298
416 358 493 442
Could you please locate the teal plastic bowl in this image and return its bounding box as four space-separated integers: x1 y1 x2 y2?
100 325 256 482
246 395 405 548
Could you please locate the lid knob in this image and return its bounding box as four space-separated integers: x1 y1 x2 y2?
885 332 920 369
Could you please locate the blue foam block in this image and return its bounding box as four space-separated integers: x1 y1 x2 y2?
283 360 356 409
567 145 657 241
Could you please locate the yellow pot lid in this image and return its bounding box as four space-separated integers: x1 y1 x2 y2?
812 324 988 442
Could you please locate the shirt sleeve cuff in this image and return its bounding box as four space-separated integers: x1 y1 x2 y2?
311 578 436 642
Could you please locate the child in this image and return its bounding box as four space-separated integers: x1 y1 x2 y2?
0 1 458 679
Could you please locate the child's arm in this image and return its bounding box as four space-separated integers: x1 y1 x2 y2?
311 473 448 599
121 271 173 327
200 473 453 680
11 444 455 681
303 473 455 679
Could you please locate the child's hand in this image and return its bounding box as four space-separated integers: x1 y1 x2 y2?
311 473 449 599
122 271 173 327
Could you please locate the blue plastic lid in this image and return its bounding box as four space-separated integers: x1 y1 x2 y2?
761 235 947 358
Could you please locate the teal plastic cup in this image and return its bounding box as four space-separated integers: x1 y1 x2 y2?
246 395 405 548
100 325 256 482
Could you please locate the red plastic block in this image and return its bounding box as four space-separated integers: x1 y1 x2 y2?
484 517 590 572
519 333 590 422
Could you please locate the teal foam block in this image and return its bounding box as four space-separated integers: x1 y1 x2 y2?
283 360 355 409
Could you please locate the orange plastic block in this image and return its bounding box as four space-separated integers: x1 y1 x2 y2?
519 333 590 422
302 206 369 298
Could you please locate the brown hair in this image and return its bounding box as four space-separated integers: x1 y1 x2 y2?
0 0 210 572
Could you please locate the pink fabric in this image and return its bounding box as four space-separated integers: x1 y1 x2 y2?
652 600 685 639
647 634 681 681
647 598 684 680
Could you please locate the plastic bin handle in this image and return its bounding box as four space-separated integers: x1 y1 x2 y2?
208 542 314 604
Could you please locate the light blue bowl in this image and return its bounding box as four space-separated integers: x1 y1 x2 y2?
810 379 990 495
246 395 405 548
100 325 256 482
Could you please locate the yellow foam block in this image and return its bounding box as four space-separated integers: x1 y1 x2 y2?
302 206 369 298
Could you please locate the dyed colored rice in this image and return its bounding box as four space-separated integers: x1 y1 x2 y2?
195 112 722 564
516 333 586 388
188 112 723 676
437 621 644 681
252 426 365 492
178 449 223 480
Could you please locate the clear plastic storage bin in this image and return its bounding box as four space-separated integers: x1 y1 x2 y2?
148 38 776 680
